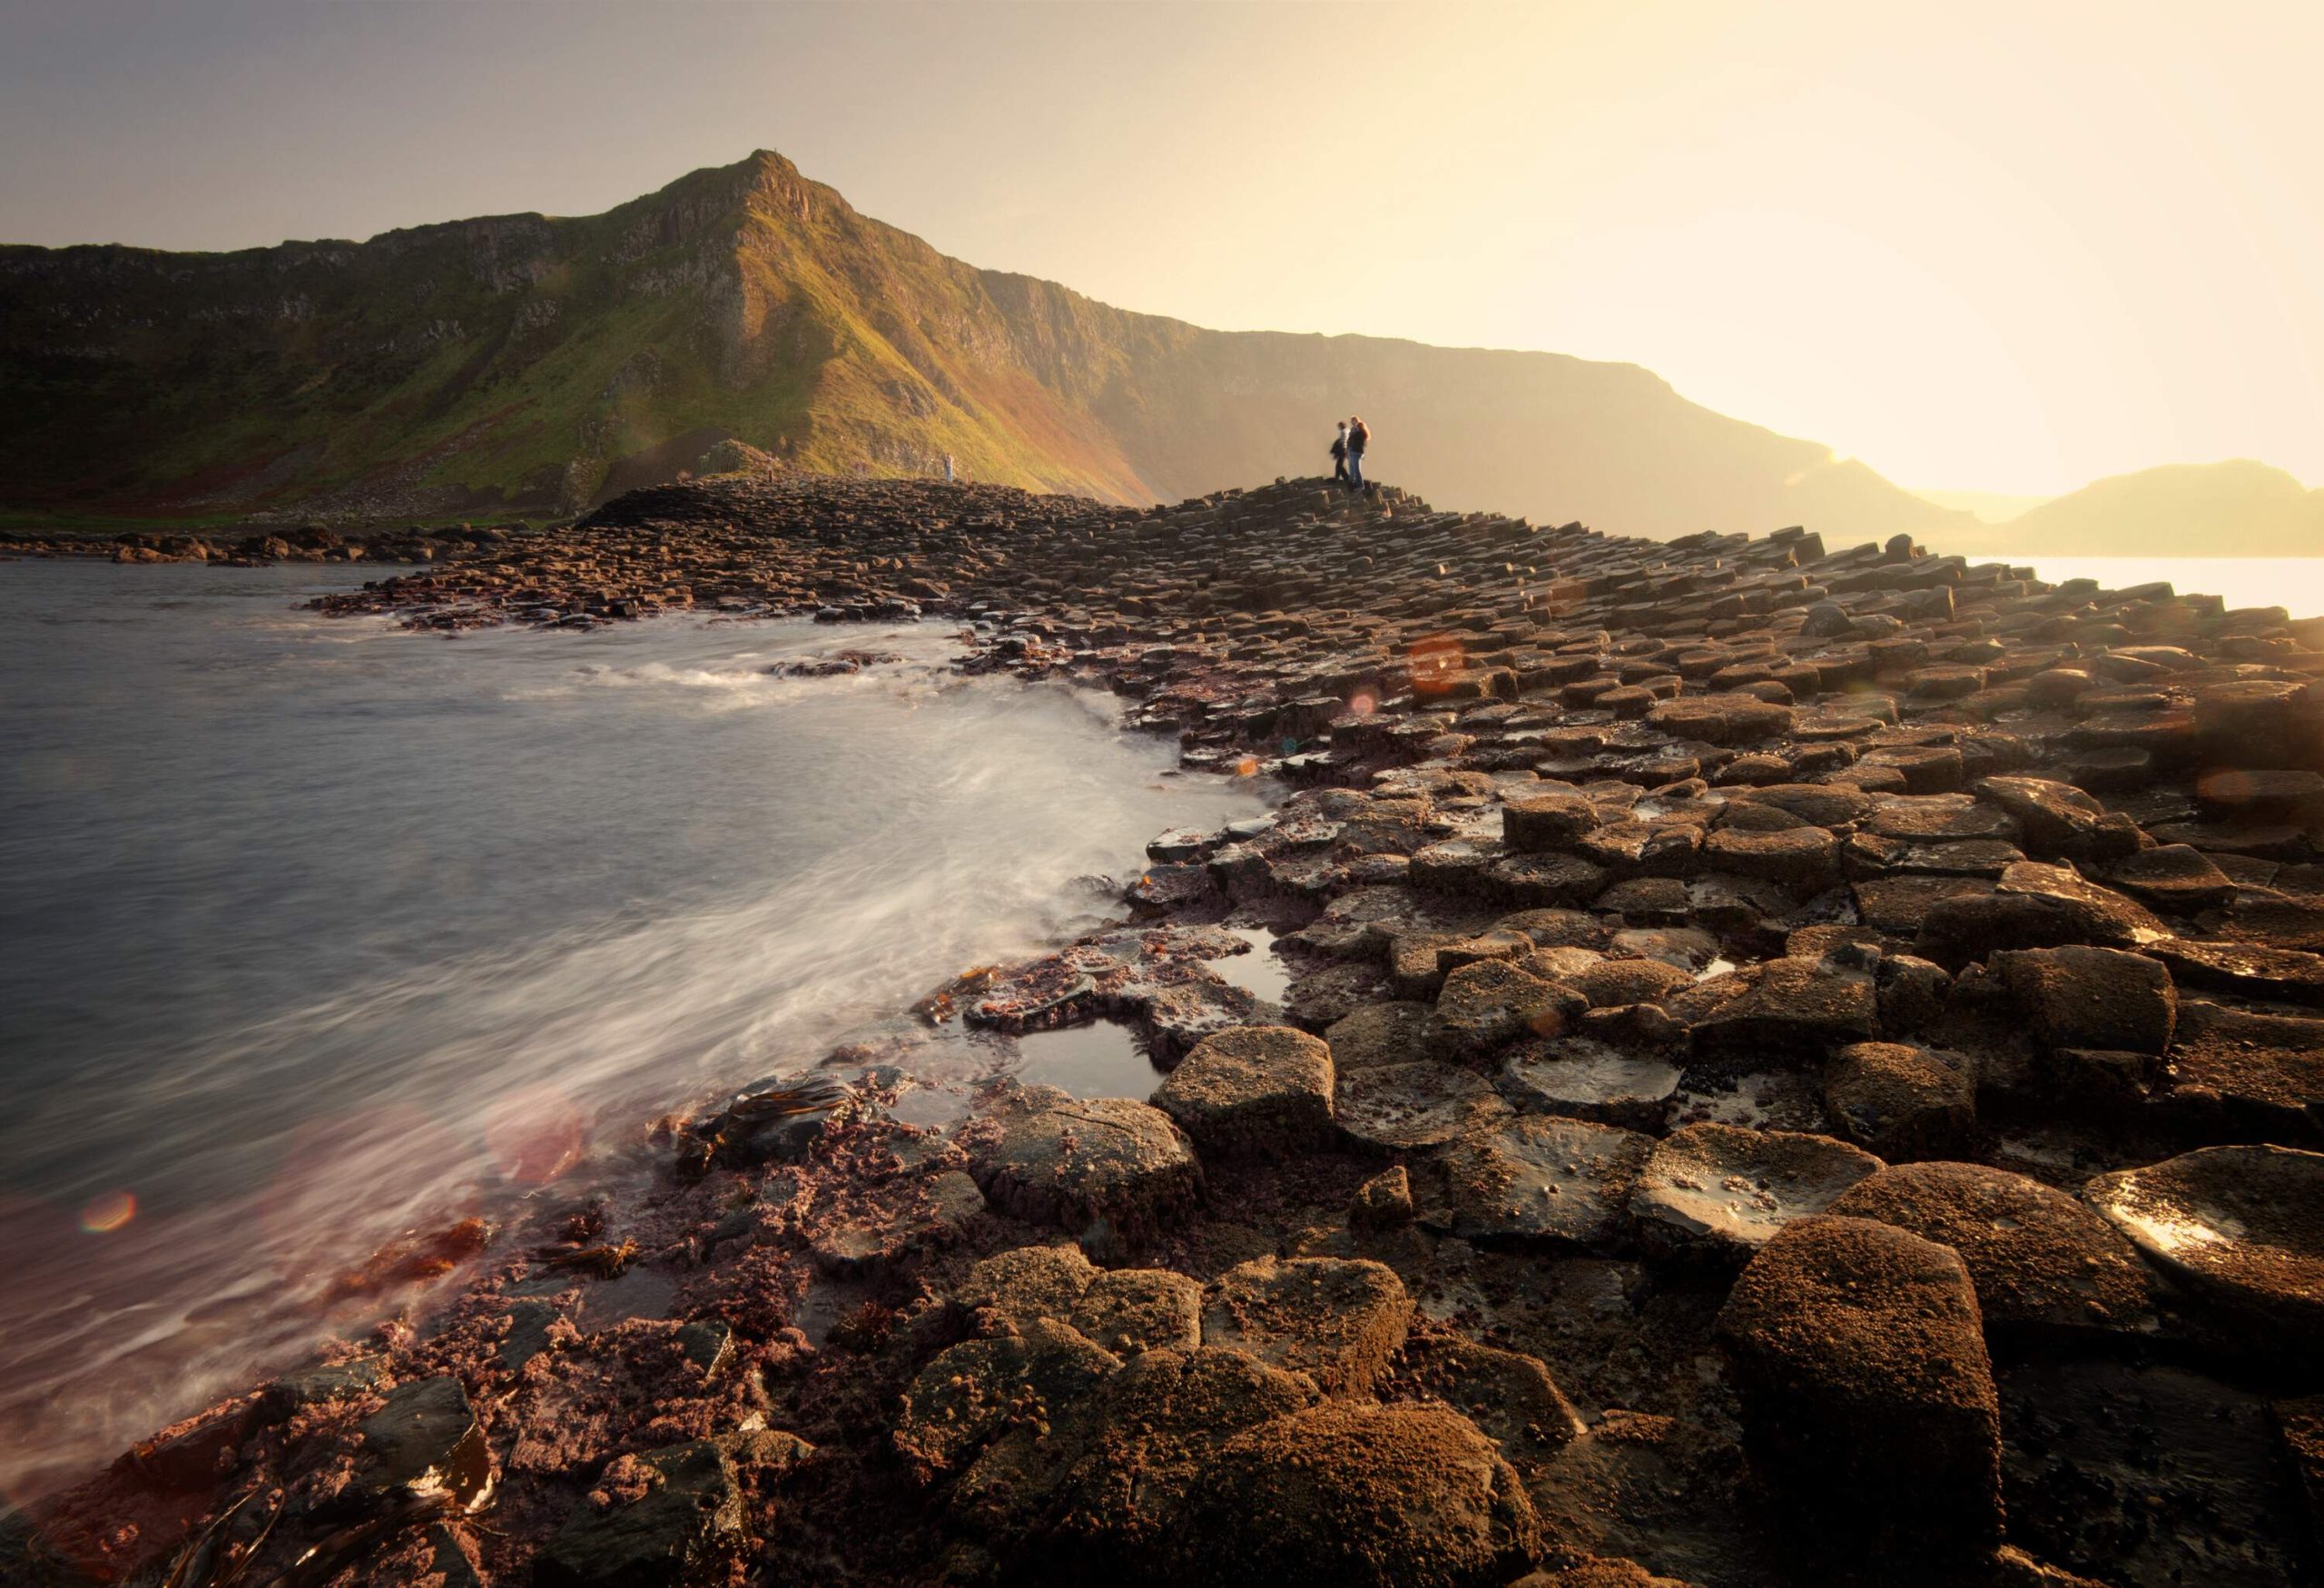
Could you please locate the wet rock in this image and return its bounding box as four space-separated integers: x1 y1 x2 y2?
1433 1113 1649 1248
1822 1041 1974 1159
1349 1164 1414 1231
1335 1061 1508 1150
2145 935 2324 1007
1152 1025 1334 1158
348 1376 492 1514
534 1440 745 1588
1200 1257 1412 1396
1829 1162 2158 1336
258 1356 385 1423
1631 1122 1882 1260
1647 694 1792 745
2085 1146 2324 1349
1975 776 2147 861
971 1097 1203 1242
2103 843 2238 912
1715 1216 2003 1564
1994 944 2177 1054
1435 959 1585 1054
1179 1403 1540 1588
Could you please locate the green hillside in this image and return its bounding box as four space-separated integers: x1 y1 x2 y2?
0 150 1961 539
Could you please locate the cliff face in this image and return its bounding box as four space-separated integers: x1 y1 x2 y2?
0 150 1959 538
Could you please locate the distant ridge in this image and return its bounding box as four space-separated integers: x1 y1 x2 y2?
0 149 1960 540
1963 460 2324 557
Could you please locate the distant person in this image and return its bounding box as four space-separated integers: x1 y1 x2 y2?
1346 415 1370 491
944 452 956 483
1329 421 1350 484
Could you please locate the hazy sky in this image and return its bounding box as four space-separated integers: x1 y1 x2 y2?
4 1 2319 497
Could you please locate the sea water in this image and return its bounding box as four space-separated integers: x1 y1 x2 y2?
0 559 1266 1498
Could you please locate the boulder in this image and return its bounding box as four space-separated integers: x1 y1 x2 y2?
349 1376 492 1514
1152 1025 1334 1158
1715 1217 2003 1563
972 1097 1203 1241
1631 1122 1882 1260
1179 1403 1541 1588
895 1319 1121 1473
1829 1162 2158 1336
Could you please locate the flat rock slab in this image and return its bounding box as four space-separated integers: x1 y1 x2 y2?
972 1097 1204 1241
1829 1161 2158 1336
1917 862 2169 963
2160 1001 2324 1144
1336 1061 1508 1150
1994 944 2177 1055
1632 1122 1882 1260
1432 1114 1649 1248
1715 1216 2004 1565
2085 1145 2324 1350
1201 1257 1413 1396
1152 1024 1334 1159
1324 1001 1450 1070
1673 956 1878 1064
1180 1403 1541 1588
1435 959 1583 1053
1498 1038 1682 1131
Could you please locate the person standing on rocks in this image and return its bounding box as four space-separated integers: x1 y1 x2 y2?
943 452 956 483
1330 421 1350 485
1346 415 1370 492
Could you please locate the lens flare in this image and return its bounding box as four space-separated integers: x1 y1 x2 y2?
1409 636 1467 698
79 1190 135 1234
1233 755 1259 777
1348 689 1377 716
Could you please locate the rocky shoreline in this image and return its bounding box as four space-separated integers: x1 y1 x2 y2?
11 472 2324 1587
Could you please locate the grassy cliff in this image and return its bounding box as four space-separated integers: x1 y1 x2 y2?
0 151 1958 539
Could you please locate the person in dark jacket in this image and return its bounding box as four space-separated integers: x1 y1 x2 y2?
1345 415 1370 491
1329 421 1350 484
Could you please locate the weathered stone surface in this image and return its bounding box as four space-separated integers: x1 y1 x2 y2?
1323 1000 1447 1070
1152 1025 1334 1158
1334 1061 1507 1150
1498 1038 1681 1131
1349 1164 1414 1230
1829 1162 2158 1336
1393 1335 1583 1465
1716 1217 2003 1563
1632 1122 1882 1259
1917 861 2169 962
1073 1268 1205 1356
1502 792 1601 852
1433 1113 1649 1248
1823 1041 1975 1160
1674 955 1879 1063
1200 1257 1412 1396
2160 1000 2324 1142
1994 944 2177 1054
2085 1146 2324 1347
1180 1403 1541 1588
1434 958 1585 1053
896 1319 1121 1473
972 1097 1203 1240
534 1441 745 1588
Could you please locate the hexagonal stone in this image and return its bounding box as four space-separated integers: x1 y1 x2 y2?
1674 955 1879 1064
1073 1268 1204 1356
1716 1217 2003 1565
1181 1404 1541 1587
1498 1038 1681 1131
1336 1061 1509 1150
1702 826 1841 889
1632 1122 1882 1260
1201 1257 1413 1396
1823 1041 1974 1160
1994 945 2177 1054
1394 1335 1584 1469
1152 1025 1334 1159
2085 1146 2324 1349
971 1097 1203 1241
1648 694 1793 745
1566 957 1693 1009
954 1243 1095 1327
1828 1162 2157 1336
2159 1000 2324 1143
1324 1000 1449 1070
1433 1114 1649 1248
1436 959 1586 1054
1917 862 2169 963
1503 792 1602 852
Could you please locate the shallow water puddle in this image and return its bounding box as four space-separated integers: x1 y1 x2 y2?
1013 1021 1159 1099
1206 926 1293 1003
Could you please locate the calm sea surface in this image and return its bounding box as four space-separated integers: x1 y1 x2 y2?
1992 554 2324 617
0 559 1265 1497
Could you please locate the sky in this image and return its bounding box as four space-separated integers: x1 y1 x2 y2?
2 0 2319 498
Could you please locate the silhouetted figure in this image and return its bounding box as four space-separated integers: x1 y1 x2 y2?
944 453 956 483
1330 422 1350 484
1346 415 1370 491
